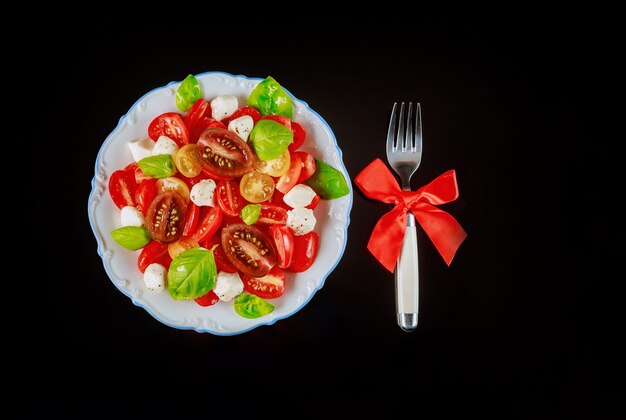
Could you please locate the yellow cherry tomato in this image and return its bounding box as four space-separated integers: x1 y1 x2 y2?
174 144 202 178
156 177 190 202
254 149 291 177
239 171 275 203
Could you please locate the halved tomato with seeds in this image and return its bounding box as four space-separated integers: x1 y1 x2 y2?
146 191 188 243
195 128 254 177
257 204 288 225
221 223 277 277
148 112 189 147
242 266 286 299
216 180 247 217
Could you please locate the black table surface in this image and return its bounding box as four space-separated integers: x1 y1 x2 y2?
35 17 619 414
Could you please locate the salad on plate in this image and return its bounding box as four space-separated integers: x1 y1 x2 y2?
106 75 349 320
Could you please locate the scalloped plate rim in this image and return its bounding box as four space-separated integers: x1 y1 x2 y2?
87 71 352 335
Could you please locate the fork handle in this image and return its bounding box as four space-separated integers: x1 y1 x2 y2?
395 213 419 331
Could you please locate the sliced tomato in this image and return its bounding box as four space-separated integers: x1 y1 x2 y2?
239 171 275 203
227 106 261 124
167 236 200 259
269 225 294 269
189 206 222 242
146 191 188 243
306 194 321 210
109 169 136 209
201 235 237 273
124 162 153 184
190 116 227 143
148 112 189 147
194 290 219 307
221 223 277 277
260 115 291 130
242 266 286 299
289 122 306 151
184 99 211 135
182 202 200 237
195 128 255 177
267 189 290 209
276 152 302 194
200 166 234 182
288 231 319 272
135 178 158 216
137 241 172 273
156 177 190 202
294 151 316 183
216 180 247 217
257 204 288 225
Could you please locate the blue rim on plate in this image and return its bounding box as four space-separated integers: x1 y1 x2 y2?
88 71 352 335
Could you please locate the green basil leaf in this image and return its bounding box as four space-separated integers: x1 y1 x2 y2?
167 247 217 300
175 74 203 112
234 294 275 319
110 226 151 251
247 76 294 118
305 159 350 199
241 204 261 225
249 120 293 161
138 154 176 178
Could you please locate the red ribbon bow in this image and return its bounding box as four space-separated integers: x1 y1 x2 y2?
354 158 467 272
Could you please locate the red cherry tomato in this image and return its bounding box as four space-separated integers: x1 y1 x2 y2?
288 231 319 272
216 180 247 217
189 206 223 243
269 225 295 269
221 223 277 277
267 189 290 209
124 162 153 184
199 166 234 182
257 204 288 225
134 178 158 216
137 241 172 273
260 115 291 130
306 194 321 210
182 202 200 237
184 99 211 136
195 290 219 307
227 106 261 124
195 128 255 177
190 116 227 143
289 122 306 151
276 152 302 194
148 112 189 147
242 266 286 299
294 151 316 183
201 235 237 273
109 169 136 209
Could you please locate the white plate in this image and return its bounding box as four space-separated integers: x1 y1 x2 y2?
88 72 352 335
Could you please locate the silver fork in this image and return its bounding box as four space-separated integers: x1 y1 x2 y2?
386 102 422 331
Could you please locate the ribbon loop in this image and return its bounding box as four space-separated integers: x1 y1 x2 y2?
354 158 467 272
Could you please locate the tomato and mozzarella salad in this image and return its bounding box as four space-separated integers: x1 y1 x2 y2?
108 75 349 319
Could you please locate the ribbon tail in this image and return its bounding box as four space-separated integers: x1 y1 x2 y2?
367 206 408 272
413 203 467 266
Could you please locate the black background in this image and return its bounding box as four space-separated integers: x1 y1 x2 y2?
32 14 620 415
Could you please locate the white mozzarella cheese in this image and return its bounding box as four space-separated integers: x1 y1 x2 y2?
190 179 217 206
283 184 316 208
287 207 316 236
144 263 166 292
120 206 145 227
127 137 155 162
228 115 254 141
152 136 179 157
213 271 244 302
211 95 238 121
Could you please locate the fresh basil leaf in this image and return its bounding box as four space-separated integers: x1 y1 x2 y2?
111 226 151 251
138 154 176 178
247 76 294 118
234 294 275 319
241 204 261 225
305 159 350 199
176 74 203 112
167 247 217 300
249 120 293 161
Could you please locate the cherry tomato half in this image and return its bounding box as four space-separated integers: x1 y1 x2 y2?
257 204 288 225
195 128 255 177
146 191 188 243
135 178 158 216
287 231 319 272
188 205 222 243
201 235 237 273
221 223 277 277
239 171 275 203
294 151 316 183
289 122 306 151
194 290 220 307
190 116 227 143
242 266 286 299
227 106 261 124
269 224 294 269
216 180 247 217
276 152 302 194
184 99 211 136
148 112 189 147
137 240 172 273
109 169 136 209
182 202 200 237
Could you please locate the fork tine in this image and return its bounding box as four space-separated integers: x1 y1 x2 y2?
397 102 406 151
386 102 398 155
414 102 422 151
406 102 413 151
